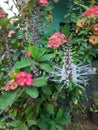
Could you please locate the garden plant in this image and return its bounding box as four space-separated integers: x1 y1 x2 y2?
0 0 98 130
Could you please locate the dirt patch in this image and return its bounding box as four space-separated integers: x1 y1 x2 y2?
65 112 98 130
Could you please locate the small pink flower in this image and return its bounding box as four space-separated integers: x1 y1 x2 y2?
15 71 33 87
16 78 25 86
48 32 67 49
0 8 6 18
25 51 31 57
25 78 33 86
26 74 32 78
39 0 48 6
8 30 15 38
5 80 18 91
15 72 27 79
82 6 98 17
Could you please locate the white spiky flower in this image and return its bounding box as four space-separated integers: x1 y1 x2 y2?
50 44 96 90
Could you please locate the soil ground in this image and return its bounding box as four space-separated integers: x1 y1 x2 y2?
66 118 98 130
65 113 98 130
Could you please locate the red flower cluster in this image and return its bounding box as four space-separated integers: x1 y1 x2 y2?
39 0 48 6
82 6 98 17
48 32 67 49
15 72 33 87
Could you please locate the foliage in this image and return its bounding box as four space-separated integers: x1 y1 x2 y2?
0 0 98 129
90 92 98 112
76 123 84 130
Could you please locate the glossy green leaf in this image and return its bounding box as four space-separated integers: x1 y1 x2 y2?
16 123 28 130
74 2 89 9
56 114 71 125
62 24 70 37
28 45 45 60
39 54 54 62
24 86 39 98
46 104 54 114
28 45 39 59
12 58 30 70
55 108 63 121
50 122 56 130
42 85 52 95
0 89 20 111
27 120 37 127
56 125 64 130
33 77 47 87
40 63 52 72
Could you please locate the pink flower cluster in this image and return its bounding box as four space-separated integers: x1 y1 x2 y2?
5 72 33 91
5 80 18 91
82 6 98 17
48 32 67 48
15 72 33 87
0 8 6 18
39 0 48 6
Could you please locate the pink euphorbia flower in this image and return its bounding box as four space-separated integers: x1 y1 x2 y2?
25 51 31 57
5 80 18 91
8 30 15 37
48 32 67 49
82 6 98 17
0 8 6 18
15 72 33 87
39 0 48 6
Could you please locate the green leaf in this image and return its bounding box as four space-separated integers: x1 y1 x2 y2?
0 18 9 28
28 45 39 59
76 123 84 130
28 0 34 13
12 57 30 70
28 45 45 60
37 48 46 60
56 114 71 125
62 24 70 37
16 123 28 130
42 85 52 95
74 2 89 9
50 122 56 130
55 108 63 121
46 104 54 114
0 89 20 111
33 77 47 87
37 118 48 129
16 30 24 39
24 87 39 98
8 120 22 127
27 120 37 127
39 54 54 62
40 63 52 72
56 125 64 130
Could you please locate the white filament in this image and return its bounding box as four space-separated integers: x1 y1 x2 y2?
50 48 96 90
